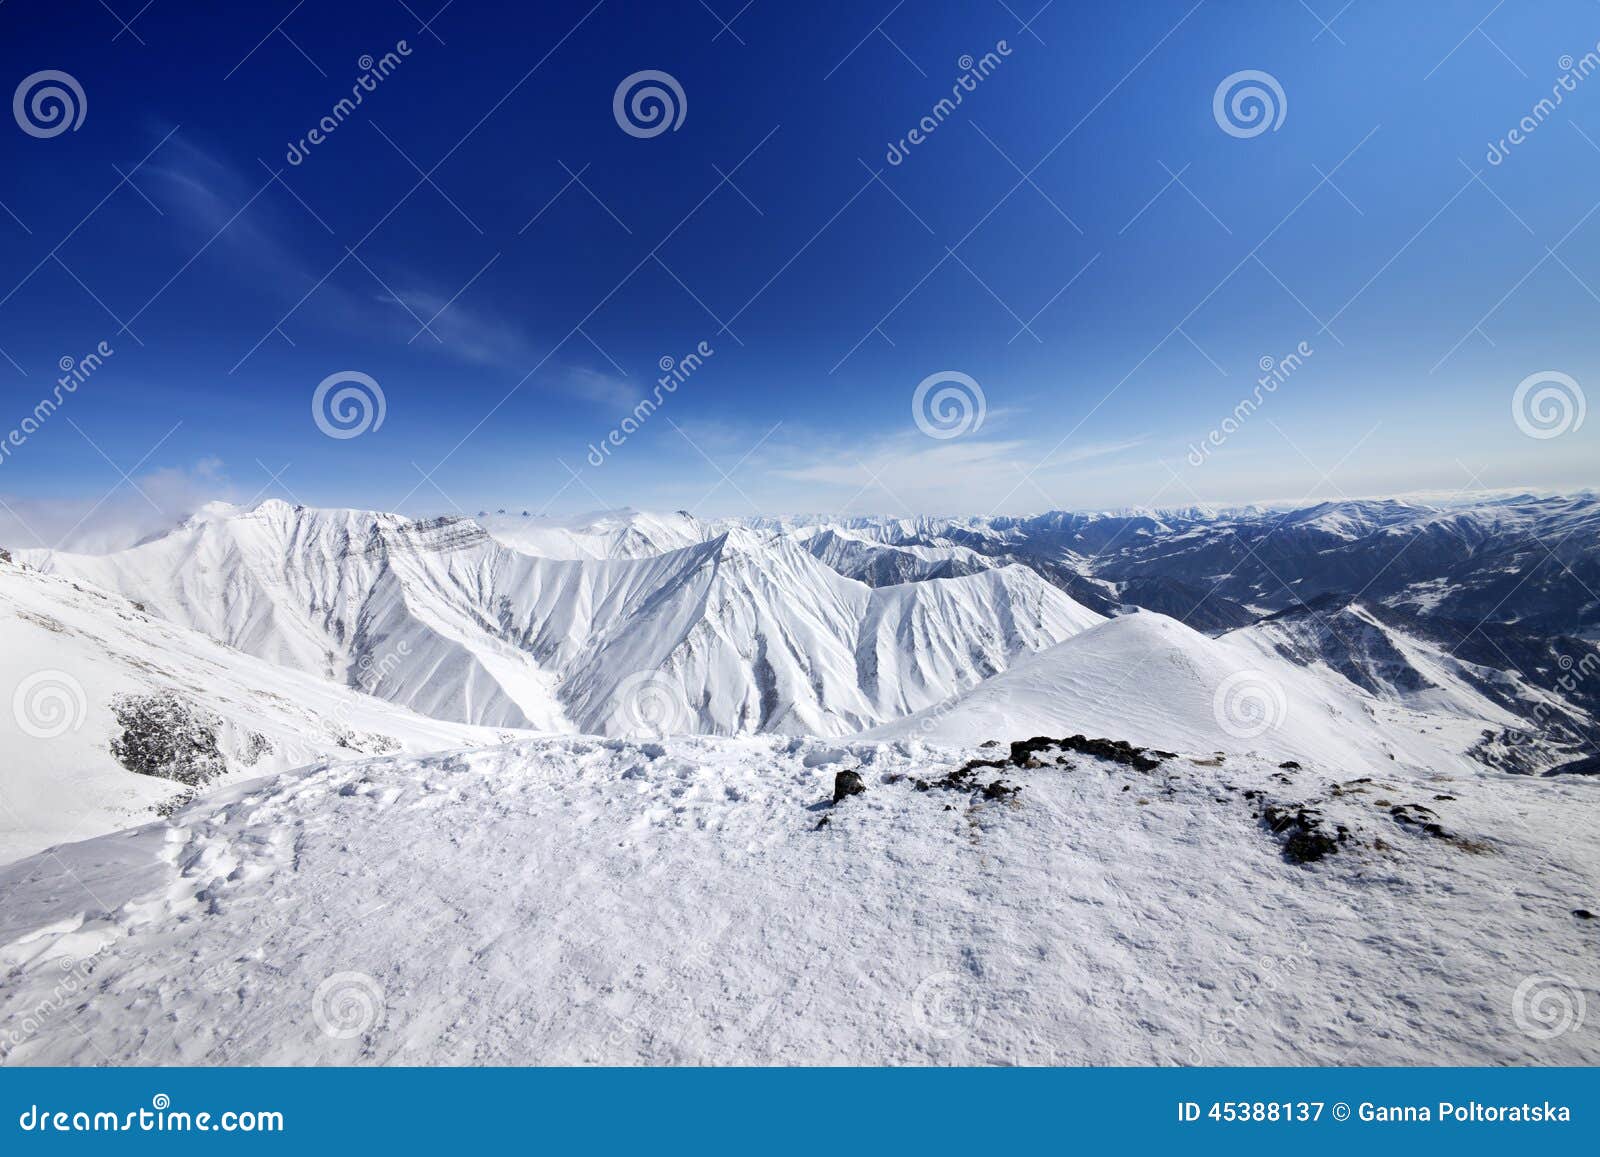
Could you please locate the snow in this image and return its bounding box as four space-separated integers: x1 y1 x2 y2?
0 559 521 862
21 502 1104 737
0 734 1593 1064
866 611 1487 774
475 508 709 560
4 499 1598 1067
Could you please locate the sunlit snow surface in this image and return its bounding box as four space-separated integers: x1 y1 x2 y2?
1 735 1594 1065
3 501 1597 1066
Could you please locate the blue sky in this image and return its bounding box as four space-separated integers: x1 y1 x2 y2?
1 0 1598 542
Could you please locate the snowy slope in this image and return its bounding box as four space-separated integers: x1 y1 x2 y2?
798 527 994 587
475 508 710 560
866 611 1494 773
22 502 1104 738
1237 603 1556 725
0 559 520 863
1 733 1593 1064
1231 601 1600 774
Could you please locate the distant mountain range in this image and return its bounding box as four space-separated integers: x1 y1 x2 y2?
3 494 1599 1065
4 492 1597 861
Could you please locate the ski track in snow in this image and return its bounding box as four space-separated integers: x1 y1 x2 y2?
1 736 1594 1066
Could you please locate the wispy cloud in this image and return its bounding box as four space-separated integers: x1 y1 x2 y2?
0 457 235 554
142 137 579 379
679 425 1155 517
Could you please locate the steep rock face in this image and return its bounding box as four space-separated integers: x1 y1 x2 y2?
24 503 1105 737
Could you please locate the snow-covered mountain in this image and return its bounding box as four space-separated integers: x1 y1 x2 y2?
1236 599 1599 773
475 508 709 560
866 611 1502 773
14 497 1596 776
0 557 519 861
2 496 1597 1066
796 527 993 587
750 494 1600 640
19 500 1104 738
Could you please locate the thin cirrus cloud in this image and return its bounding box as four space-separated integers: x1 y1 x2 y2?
139 135 586 384
762 430 1152 516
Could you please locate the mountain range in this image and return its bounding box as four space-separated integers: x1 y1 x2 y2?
4 492 1596 861
1 493 1597 1063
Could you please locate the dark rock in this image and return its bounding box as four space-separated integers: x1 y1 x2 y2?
1390 803 1442 835
1282 829 1340 864
1262 803 1345 864
832 769 866 803
1574 909 1595 920
1278 760 1302 770
814 814 831 830
1009 736 1056 764
1544 753 1600 777
154 788 197 819
1048 734 1162 771
110 693 228 787
981 780 1021 800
